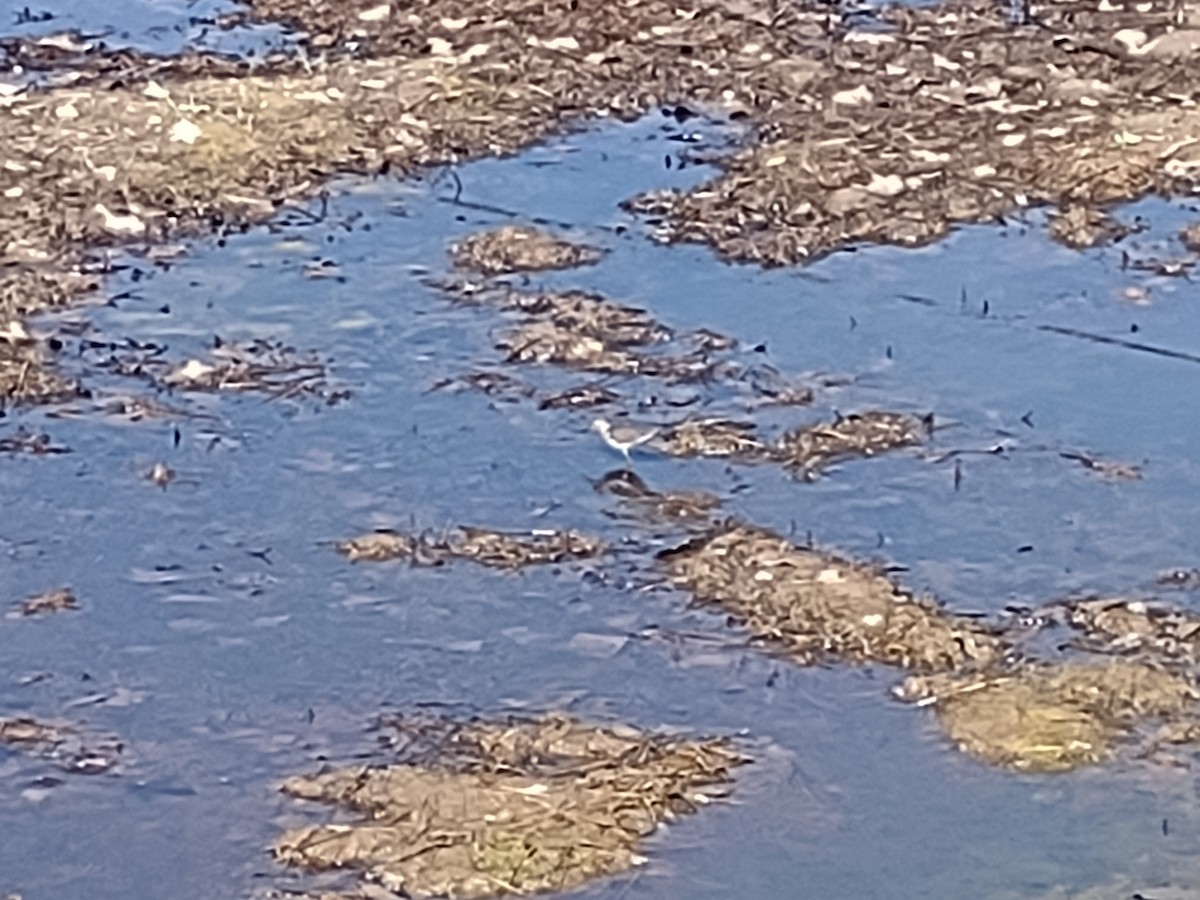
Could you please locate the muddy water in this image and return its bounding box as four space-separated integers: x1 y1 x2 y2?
4 59 1200 900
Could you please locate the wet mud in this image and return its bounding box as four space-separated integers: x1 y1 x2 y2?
273 714 742 898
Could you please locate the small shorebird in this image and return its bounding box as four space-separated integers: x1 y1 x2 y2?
591 418 659 465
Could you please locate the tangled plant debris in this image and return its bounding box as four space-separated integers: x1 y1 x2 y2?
435 262 930 478
8 0 1200 399
771 412 930 477
78 334 342 401
1059 450 1143 481
594 469 722 526
896 661 1200 772
0 427 69 455
658 523 1200 771
161 339 339 401
274 714 743 898
450 225 605 275
660 522 1007 672
658 417 768 460
1060 597 1200 661
9 587 78 618
337 527 605 569
0 716 121 775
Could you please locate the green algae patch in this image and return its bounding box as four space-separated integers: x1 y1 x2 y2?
660 523 1006 672
450 226 605 275
337 527 605 569
273 715 743 898
898 662 1200 772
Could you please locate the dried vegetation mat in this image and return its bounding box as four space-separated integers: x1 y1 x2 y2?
623 0 1200 265
442 274 806 399
11 0 1200 399
648 410 929 469
657 522 1200 772
273 714 743 898
660 522 1007 671
337 527 605 569
450 226 605 275
771 412 930 476
252 0 1200 267
897 661 1200 772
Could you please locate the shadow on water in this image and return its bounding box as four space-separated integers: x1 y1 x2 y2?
4 87 1200 900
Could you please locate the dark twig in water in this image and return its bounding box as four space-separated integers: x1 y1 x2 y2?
1037 324 1200 366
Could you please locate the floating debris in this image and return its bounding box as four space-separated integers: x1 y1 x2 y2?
161 339 337 401
450 226 605 275
502 291 670 348
1059 450 1143 481
617 0 1200 266
429 369 533 400
744 367 816 409
594 469 722 525
0 427 69 455
0 715 121 774
498 320 642 374
897 661 1199 772
274 715 743 899
1156 569 1200 590
10 0 1200 398
659 417 767 460
336 531 416 562
538 384 621 411
771 412 928 476
0 269 91 404
338 527 605 569
11 587 77 618
660 523 1005 671
93 393 193 422
1062 597 1200 661
446 284 740 382
1048 206 1129 250
146 462 176 488
1181 223 1200 253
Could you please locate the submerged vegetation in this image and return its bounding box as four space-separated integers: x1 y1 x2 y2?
273 715 742 898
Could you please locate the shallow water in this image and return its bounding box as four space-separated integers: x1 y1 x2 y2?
0 0 289 58
5 32 1200 900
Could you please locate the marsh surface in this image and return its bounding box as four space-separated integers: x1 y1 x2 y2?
6 3 1200 899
